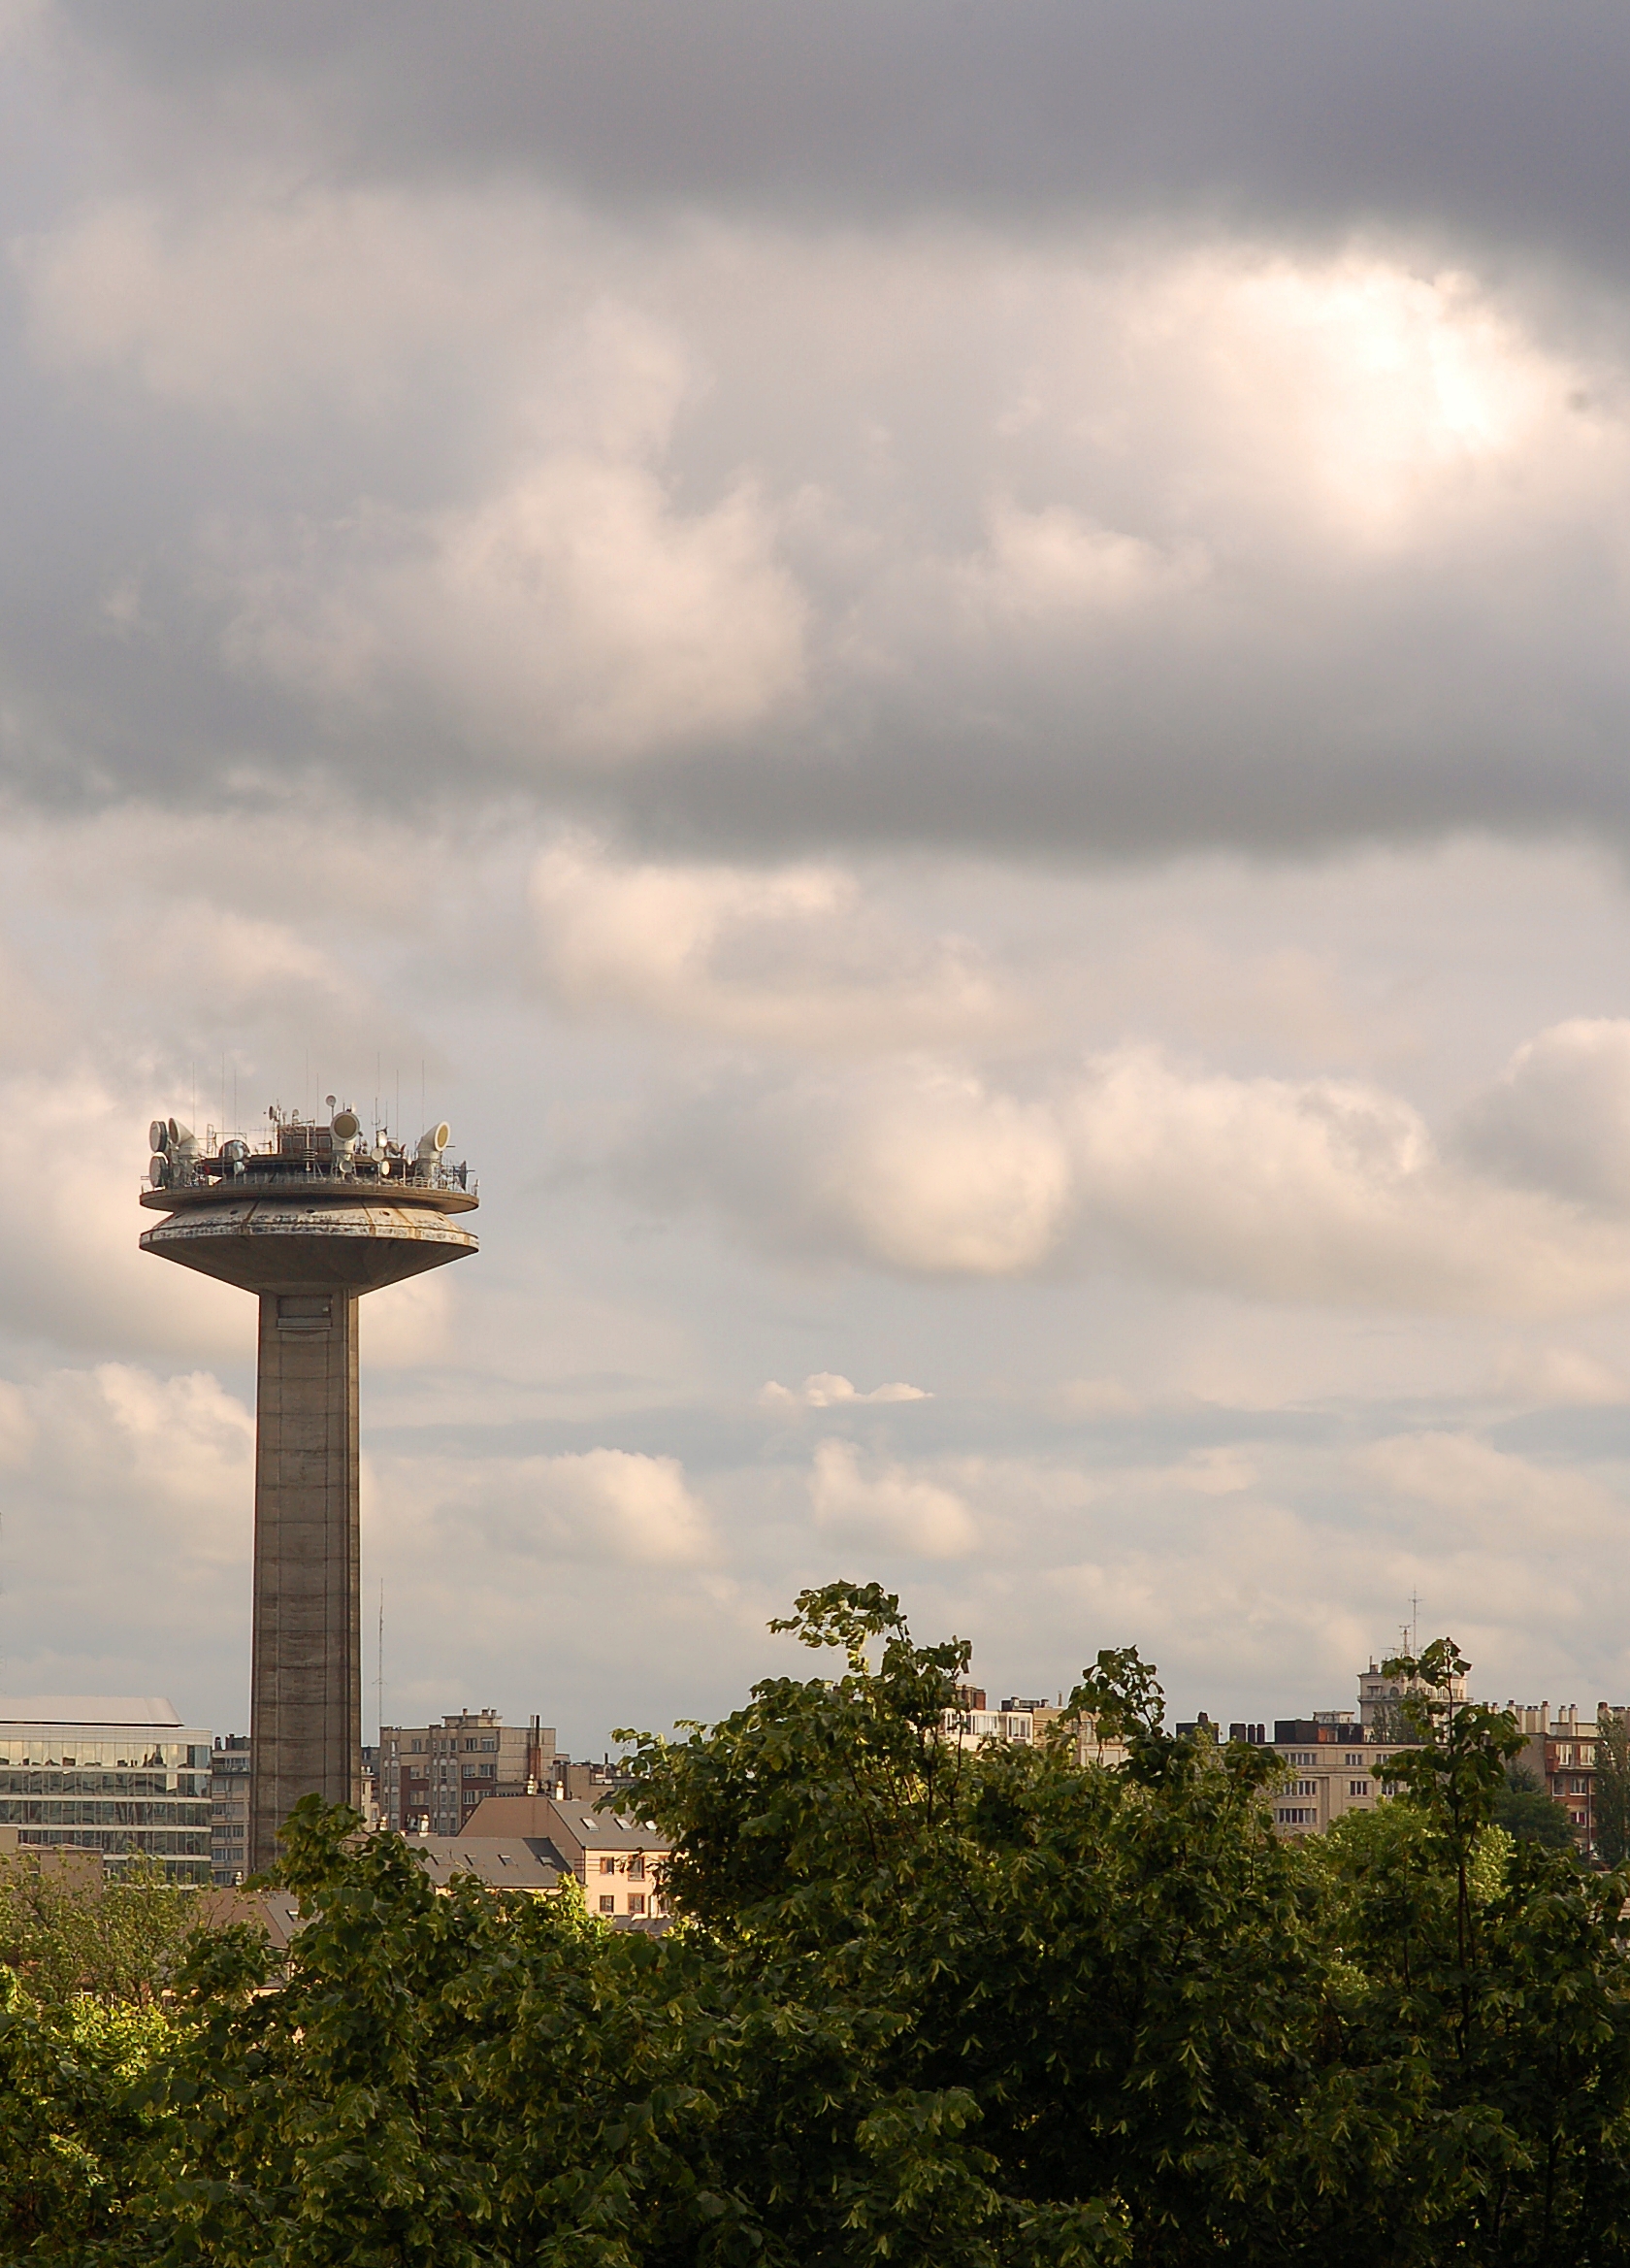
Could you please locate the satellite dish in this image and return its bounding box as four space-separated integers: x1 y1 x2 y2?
331 1109 362 1140
416 1122 451 1160
149 1120 170 1154
149 1155 169 1187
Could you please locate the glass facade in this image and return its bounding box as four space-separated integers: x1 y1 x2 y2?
0 1711 212 1882
211 1734 251 1884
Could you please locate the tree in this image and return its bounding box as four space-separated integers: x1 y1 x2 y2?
10 1588 1630 2264
0 1852 191 2262
1595 1706 1630 1866
1492 1765 1576 1851
0 1849 203 2008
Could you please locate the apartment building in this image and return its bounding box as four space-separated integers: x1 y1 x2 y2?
376 1709 556 1835
943 1689 1129 1765
1265 1714 1414 1837
1507 1702 1603 1849
459 1791 671 1920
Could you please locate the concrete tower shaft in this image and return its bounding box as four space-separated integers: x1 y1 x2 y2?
139 1111 477 1871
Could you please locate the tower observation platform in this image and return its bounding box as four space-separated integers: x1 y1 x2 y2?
139 1104 478 1871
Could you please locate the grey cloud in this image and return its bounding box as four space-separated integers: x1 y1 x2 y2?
5 11 1630 861
58 2 1630 284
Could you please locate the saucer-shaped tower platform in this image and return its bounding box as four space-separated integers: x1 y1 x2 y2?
140 1104 477 1871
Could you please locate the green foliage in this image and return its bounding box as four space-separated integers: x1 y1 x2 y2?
0 1851 204 2008
1493 1766 1577 1851
1596 1707 1630 1867
0 1968 177 2260
6 1590 1630 2264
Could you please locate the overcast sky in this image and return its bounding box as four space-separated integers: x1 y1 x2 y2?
5 1 1630 1748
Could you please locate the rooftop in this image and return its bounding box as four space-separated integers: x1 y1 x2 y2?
0 1696 185 1728
407 1837 564 1891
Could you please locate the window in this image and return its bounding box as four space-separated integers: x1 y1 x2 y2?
480 1738 497 1752
628 1894 646 1916
599 1894 615 1914
627 1855 644 1880
464 1738 477 1753
1295 1780 1318 1797
600 1856 617 1874
1349 1781 1369 1797
1276 1808 1316 1825
1345 1754 1364 1765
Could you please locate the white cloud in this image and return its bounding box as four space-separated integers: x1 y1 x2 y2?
222 452 805 767
809 1437 979 1560
16 189 632 427
822 1069 1075 1276
530 837 1012 1049
1361 1431 1622 1544
1455 1020 1630 1210
760 1371 930 1409
0 1360 254 1700
959 498 1209 622
387 1446 715 1568
0 1070 251 1359
361 1272 455 1370
645 1040 1630 1313
1490 1344 1630 1408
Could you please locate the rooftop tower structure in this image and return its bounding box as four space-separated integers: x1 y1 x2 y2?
139 1102 477 1870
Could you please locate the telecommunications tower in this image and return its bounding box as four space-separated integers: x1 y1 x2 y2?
140 1100 478 1870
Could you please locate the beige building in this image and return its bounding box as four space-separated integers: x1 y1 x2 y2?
1266 1715 1415 1837
377 1709 556 1836
460 1792 670 1920
1358 1656 1468 1734
941 1690 1129 1766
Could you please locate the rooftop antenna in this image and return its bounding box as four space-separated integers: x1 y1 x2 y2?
1410 1589 1420 1656
376 1578 385 1743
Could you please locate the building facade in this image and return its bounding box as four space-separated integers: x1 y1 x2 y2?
1265 1715 1414 1837
943 1693 1129 1765
1507 1702 1602 1849
0 1697 212 1881
211 1734 251 1884
459 1792 670 1920
376 1710 556 1836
